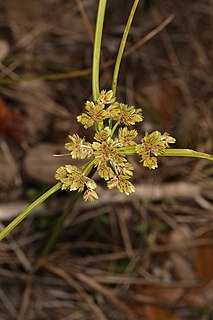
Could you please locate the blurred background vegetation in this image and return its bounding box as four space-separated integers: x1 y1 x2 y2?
0 0 213 319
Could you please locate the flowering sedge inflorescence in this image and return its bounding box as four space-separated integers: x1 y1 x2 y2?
55 90 176 201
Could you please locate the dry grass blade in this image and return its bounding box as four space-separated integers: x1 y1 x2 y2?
73 270 137 320
151 238 213 253
0 223 32 273
0 267 27 281
102 14 175 70
75 0 94 42
124 14 174 58
151 7 193 108
116 208 133 256
89 273 199 288
16 274 35 320
42 262 108 320
0 288 17 319
78 182 202 210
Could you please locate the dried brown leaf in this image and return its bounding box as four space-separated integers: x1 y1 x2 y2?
143 304 182 320
0 99 27 143
194 230 213 283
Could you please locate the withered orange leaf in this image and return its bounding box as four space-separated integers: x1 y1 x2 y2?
194 230 213 283
143 304 182 320
0 99 27 143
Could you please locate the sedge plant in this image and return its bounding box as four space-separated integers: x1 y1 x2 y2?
0 0 212 243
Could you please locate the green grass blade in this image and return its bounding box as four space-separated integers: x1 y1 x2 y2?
161 149 213 162
112 0 139 97
0 182 61 241
92 0 107 101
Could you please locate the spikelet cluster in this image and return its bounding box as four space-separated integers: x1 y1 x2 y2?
55 90 175 201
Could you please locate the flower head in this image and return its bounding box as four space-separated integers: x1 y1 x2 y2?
65 134 93 159
107 103 143 125
143 156 158 169
83 189 99 202
97 90 115 104
136 131 176 169
107 175 135 195
55 165 98 201
118 127 137 147
94 127 111 142
77 101 107 128
56 90 176 201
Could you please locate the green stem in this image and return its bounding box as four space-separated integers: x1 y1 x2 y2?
112 0 139 97
160 149 213 161
118 146 213 161
0 182 61 241
82 159 96 174
118 146 136 155
92 0 107 102
111 121 120 137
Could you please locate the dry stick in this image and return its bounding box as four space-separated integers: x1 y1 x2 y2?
16 22 49 50
0 288 18 319
77 182 202 210
0 61 19 79
75 0 94 42
17 274 35 320
0 222 32 272
88 274 200 288
116 208 134 256
150 205 180 231
0 140 22 187
188 19 209 70
151 8 193 108
123 14 174 58
151 238 213 253
42 262 108 320
103 14 174 70
74 270 137 320
0 267 27 281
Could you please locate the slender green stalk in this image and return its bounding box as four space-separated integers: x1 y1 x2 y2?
82 159 96 174
112 0 139 97
161 149 213 161
118 146 213 161
92 0 107 101
0 68 92 84
0 183 61 241
110 121 120 137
